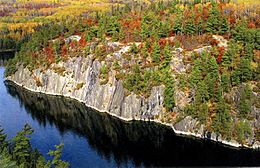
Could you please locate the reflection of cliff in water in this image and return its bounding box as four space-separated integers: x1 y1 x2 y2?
0 52 14 66
5 81 260 167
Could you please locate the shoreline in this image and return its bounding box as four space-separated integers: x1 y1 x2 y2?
5 78 260 150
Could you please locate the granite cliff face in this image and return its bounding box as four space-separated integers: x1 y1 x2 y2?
6 48 260 149
7 56 165 121
5 82 260 167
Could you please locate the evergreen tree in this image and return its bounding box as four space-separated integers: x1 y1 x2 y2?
197 102 208 124
151 42 161 63
206 3 221 34
244 43 254 60
231 69 240 86
235 120 252 144
213 98 231 138
221 72 231 92
189 66 202 88
161 44 172 69
12 123 33 167
239 85 252 118
239 58 252 82
0 127 7 152
48 143 69 168
163 71 175 111
222 40 238 70
173 15 183 35
0 149 18 168
195 80 209 104
184 17 196 35
205 56 219 99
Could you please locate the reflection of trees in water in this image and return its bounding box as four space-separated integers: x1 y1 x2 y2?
0 52 14 66
4 81 260 167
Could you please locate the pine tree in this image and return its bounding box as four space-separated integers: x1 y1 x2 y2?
221 72 231 92
0 126 7 152
195 80 209 104
163 71 175 111
206 3 221 34
205 56 219 99
48 143 69 168
239 58 252 82
12 123 33 166
184 17 196 35
213 98 231 138
231 69 241 86
173 15 183 35
0 149 18 168
222 40 239 70
151 42 161 63
189 66 202 88
239 85 252 118
161 44 172 69
244 43 254 60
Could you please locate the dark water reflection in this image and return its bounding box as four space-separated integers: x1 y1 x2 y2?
0 52 14 66
2 80 260 167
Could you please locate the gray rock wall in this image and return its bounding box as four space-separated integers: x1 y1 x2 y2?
7 56 164 121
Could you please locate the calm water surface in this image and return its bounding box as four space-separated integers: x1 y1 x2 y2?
0 57 260 167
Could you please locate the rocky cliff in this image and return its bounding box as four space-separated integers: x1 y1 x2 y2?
7 56 165 121
6 46 260 149
5 81 260 167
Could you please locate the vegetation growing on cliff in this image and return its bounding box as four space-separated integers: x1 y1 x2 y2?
0 124 69 168
4 0 260 144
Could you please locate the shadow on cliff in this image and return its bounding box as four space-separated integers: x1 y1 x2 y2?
4 81 260 167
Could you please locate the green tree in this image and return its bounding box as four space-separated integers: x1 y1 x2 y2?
213 98 232 139
151 42 161 63
206 3 221 34
184 17 196 35
163 71 175 111
221 72 231 92
195 80 209 104
222 40 239 70
238 85 252 118
12 123 33 167
0 149 18 168
231 70 240 86
239 58 252 82
235 120 252 144
0 127 7 152
48 143 69 168
161 44 172 69
173 14 183 35
189 66 202 88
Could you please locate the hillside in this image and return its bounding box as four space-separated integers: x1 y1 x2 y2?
4 0 260 148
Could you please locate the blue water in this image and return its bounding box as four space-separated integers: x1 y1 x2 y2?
1 65 260 167
0 67 134 168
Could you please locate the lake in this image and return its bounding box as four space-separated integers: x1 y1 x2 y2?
0 56 260 167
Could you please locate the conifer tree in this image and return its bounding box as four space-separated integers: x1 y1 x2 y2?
195 80 209 104
12 123 33 166
184 17 196 35
0 126 7 152
151 42 161 63
163 71 175 111
48 143 69 168
161 44 172 69
239 58 252 82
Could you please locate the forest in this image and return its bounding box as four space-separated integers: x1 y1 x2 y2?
0 124 69 168
1 0 260 165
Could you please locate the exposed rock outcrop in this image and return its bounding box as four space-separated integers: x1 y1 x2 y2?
6 53 260 149
7 56 165 121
